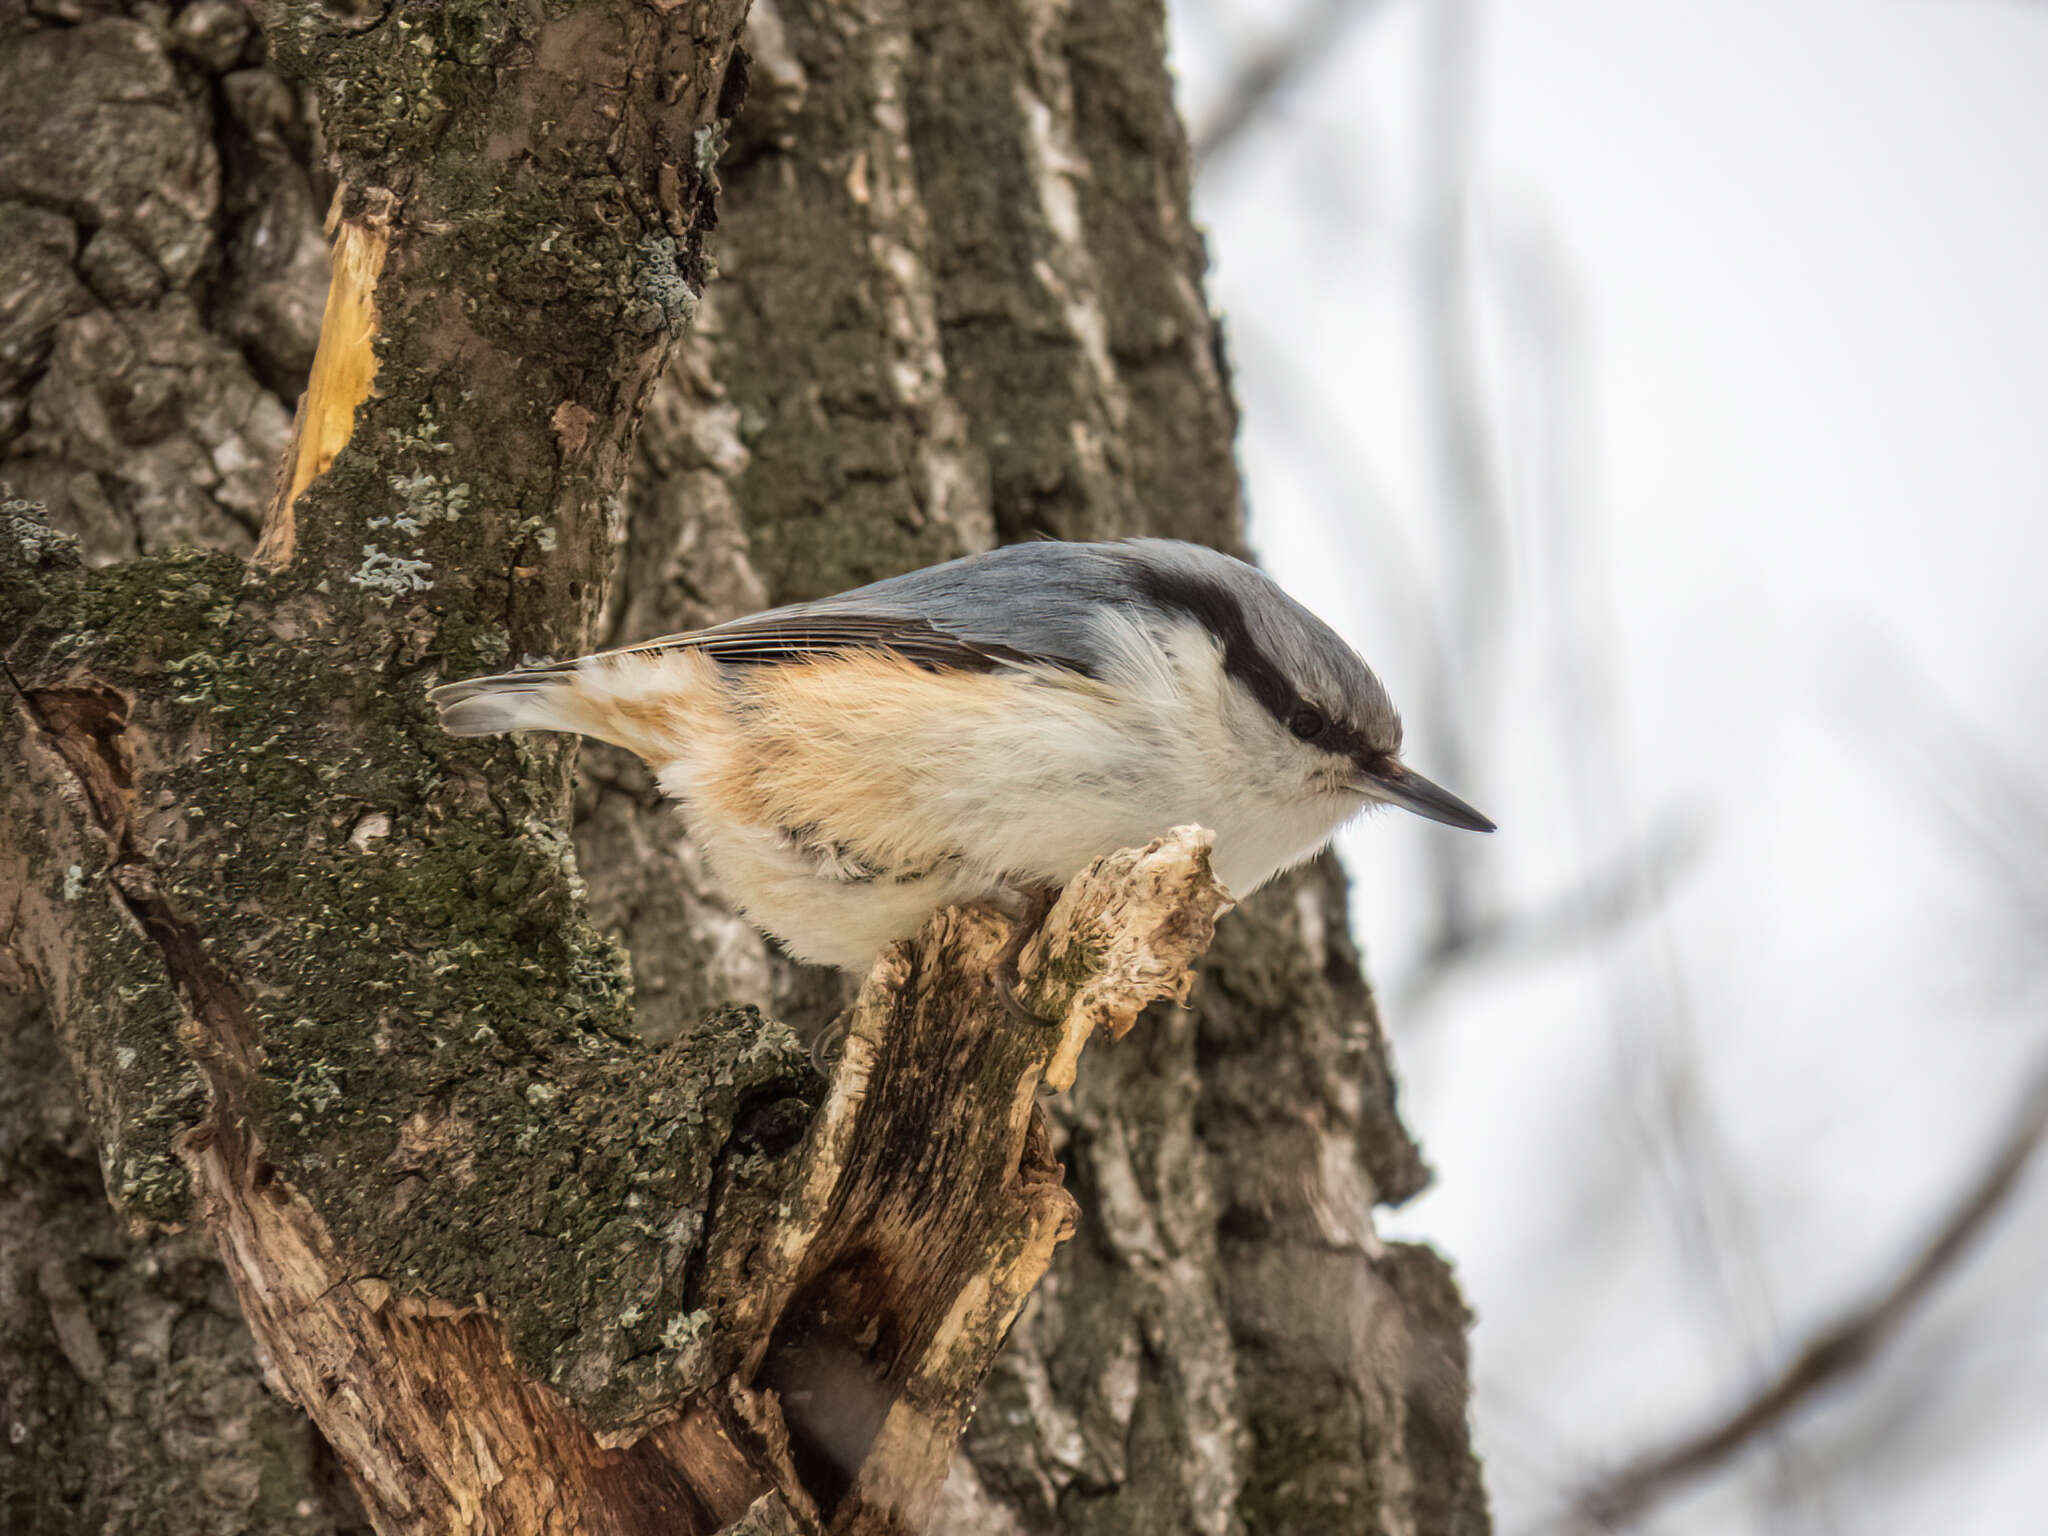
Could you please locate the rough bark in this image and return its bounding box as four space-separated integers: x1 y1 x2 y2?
0 0 1489 1533
1 7 370 1529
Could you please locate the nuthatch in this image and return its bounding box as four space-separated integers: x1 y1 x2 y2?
430 539 1493 991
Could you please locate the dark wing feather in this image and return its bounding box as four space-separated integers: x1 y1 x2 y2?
533 610 1061 677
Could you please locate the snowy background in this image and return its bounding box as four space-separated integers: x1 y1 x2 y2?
1168 2 2048 1531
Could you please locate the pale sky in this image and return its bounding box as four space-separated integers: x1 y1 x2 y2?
1173 2 2048 1530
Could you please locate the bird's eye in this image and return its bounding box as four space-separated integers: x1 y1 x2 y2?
1288 705 1325 740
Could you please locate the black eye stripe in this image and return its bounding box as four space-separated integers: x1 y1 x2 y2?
1289 705 1324 739
1129 562 1372 760
1130 563 1295 721
1310 711 1370 760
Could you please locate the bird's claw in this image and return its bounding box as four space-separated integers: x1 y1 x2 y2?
993 883 1061 1028
994 954 1058 1028
809 1010 851 1073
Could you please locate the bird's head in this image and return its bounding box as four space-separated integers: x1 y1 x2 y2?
1125 540 1497 834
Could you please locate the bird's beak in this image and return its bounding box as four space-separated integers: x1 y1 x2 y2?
1351 761 1497 833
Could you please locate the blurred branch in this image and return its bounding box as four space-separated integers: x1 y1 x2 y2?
1191 0 1388 171
1389 813 1705 1018
1566 1054 2048 1532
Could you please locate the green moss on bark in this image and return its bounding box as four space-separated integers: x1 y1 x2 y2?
4 484 814 1430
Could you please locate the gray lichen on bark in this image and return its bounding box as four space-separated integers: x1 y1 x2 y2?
4 0 811 1515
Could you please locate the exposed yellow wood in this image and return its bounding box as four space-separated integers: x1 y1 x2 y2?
253 185 395 571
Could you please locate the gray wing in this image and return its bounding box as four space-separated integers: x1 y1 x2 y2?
432 540 1263 708
540 541 1175 678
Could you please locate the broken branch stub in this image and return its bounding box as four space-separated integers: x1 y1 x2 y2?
740 826 1231 1533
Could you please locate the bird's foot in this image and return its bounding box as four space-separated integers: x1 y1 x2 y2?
992 883 1060 1028
809 1009 851 1074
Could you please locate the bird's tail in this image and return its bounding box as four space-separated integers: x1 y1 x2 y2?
431 649 712 756
428 668 587 738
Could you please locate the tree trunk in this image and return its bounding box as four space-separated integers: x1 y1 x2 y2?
0 1 1490 1533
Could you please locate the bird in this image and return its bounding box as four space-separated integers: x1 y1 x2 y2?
429 538 1493 992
